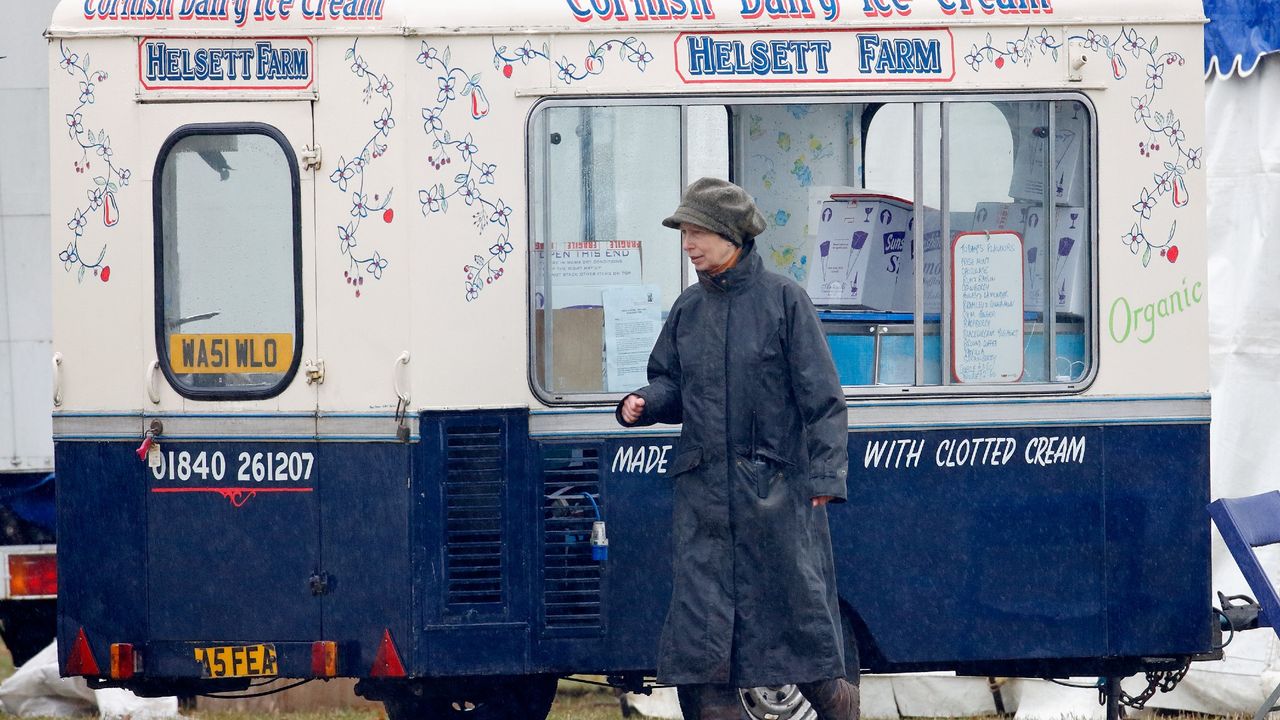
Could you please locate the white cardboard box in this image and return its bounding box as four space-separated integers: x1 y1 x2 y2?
1021 205 1087 316
1009 102 1088 207
809 194 912 311
893 208 945 313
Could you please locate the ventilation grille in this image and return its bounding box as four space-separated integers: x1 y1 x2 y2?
542 445 603 632
444 424 505 609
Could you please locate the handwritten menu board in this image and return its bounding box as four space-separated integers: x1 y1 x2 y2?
951 232 1024 383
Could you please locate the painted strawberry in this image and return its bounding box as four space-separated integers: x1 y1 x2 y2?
994 56 1005 69
383 208 395 223
100 265 111 282
502 64 513 78
1167 245 1179 263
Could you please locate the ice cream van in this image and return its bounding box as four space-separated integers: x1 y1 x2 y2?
47 0 1210 717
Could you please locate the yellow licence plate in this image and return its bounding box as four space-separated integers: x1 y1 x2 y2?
194 644 278 679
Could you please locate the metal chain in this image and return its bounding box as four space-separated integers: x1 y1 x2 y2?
1096 661 1190 710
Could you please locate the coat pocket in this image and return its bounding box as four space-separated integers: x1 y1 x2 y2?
736 450 794 500
666 446 703 478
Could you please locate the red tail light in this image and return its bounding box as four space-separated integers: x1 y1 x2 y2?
9 553 57 597
110 643 136 680
66 628 100 677
369 629 405 678
311 641 337 677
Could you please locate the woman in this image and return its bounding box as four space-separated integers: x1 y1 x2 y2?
617 178 859 720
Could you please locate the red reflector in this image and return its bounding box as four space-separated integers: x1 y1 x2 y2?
66 628 101 677
369 629 405 678
9 553 57 597
311 641 337 677
110 643 135 680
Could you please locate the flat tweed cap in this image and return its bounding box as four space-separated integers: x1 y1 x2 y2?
662 177 767 247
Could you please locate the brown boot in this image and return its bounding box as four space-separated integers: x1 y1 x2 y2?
676 684 743 720
796 678 860 720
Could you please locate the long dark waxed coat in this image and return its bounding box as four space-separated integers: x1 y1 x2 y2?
618 246 851 688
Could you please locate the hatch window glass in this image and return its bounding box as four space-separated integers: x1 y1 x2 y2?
155 125 301 399
529 96 1094 400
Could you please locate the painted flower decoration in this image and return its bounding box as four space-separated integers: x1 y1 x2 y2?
437 76 456 103
59 50 79 70
489 200 512 227
459 133 478 162
67 209 87 235
628 47 654 71
59 248 77 269
964 47 983 71
420 184 444 213
1162 119 1185 144
375 75 394 97
1131 95 1151 123
351 54 369 77
79 81 95 104
459 178 479 205
338 223 357 253
1145 62 1165 90
1120 28 1140 55
1122 224 1145 253
1132 188 1156 219
374 108 395 136
557 61 577 83
479 163 497 184
1083 29 1103 51
65 112 84 134
515 40 536 65
330 160 356 191
86 187 104 210
417 43 439 64
489 238 514 261
118 168 131 186
351 192 369 218
365 252 388 280
1186 146 1203 169
422 107 443 133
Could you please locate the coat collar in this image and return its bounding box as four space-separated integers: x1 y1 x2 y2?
698 247 763 295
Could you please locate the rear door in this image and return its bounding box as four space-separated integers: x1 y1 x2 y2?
141 100 322 643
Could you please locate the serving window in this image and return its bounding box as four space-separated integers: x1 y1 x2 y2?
529 95 1094 401
154 124 302 400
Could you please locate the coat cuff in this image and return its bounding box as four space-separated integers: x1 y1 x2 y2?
808 471 848 503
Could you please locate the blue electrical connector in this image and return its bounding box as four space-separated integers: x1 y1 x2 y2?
582 492 608 562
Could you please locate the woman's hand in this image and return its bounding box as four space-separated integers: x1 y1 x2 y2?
621 394 646 424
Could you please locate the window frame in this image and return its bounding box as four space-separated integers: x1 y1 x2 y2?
526 92 1099 405
152 122 305 402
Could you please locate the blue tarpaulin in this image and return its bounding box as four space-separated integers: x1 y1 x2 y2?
1204 0 1280 76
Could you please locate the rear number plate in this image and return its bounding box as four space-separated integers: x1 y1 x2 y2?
194 644 278 678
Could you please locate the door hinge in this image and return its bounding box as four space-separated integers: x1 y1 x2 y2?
305 359 326 385
301 145 323 171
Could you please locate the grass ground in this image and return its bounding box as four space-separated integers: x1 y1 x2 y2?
549 680 630 720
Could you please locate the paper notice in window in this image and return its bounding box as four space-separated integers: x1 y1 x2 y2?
603 285 662 393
